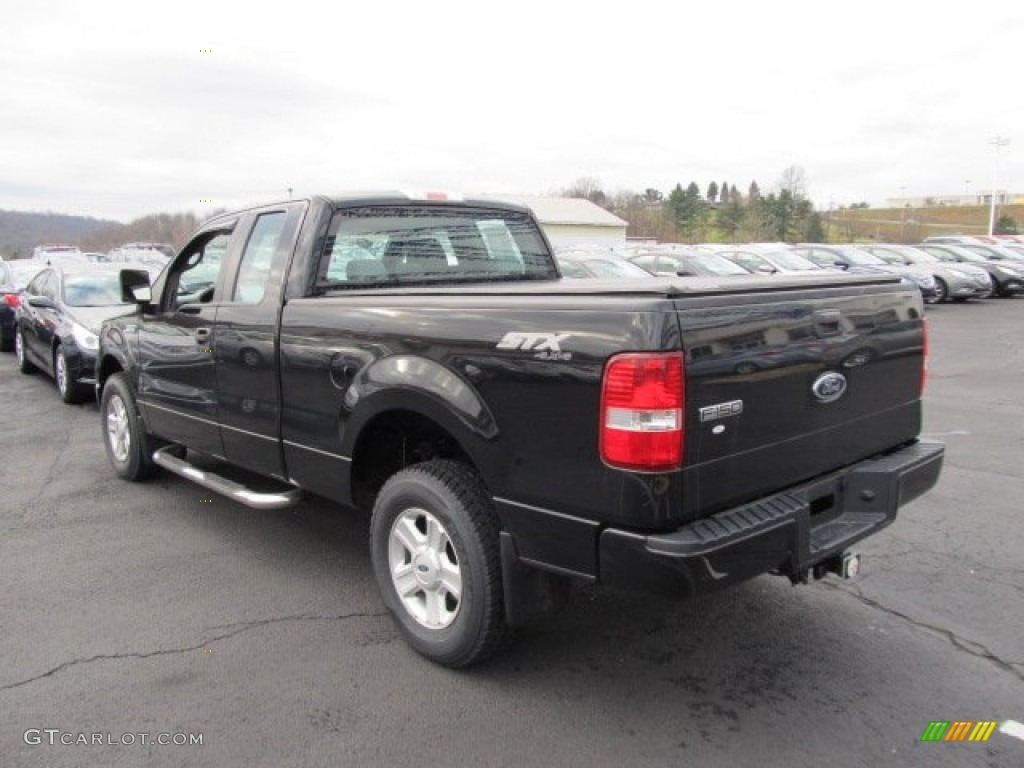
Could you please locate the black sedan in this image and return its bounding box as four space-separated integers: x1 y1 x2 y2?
14 267 138 403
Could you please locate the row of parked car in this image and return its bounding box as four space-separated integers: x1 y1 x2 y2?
556 235 1024 304
2 234 1022 409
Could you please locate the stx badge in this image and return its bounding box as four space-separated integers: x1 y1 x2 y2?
496 332 573 361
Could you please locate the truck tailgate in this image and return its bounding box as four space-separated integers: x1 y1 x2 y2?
675 281 925 518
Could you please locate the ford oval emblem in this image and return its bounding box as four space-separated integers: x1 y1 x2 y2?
812 372 847 403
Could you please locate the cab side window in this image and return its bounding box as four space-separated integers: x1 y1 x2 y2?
232 212 287 303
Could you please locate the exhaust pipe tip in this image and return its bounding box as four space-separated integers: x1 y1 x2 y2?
840 552 862 580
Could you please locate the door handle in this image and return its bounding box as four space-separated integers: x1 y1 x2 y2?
194 328 211 343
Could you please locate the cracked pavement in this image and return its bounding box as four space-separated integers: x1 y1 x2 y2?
1 299 1022 768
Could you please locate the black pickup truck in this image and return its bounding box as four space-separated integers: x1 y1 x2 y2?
96 193 944 666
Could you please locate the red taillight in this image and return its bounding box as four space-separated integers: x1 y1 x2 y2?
921 319 929 394
599 353 684 472
3 293 19 308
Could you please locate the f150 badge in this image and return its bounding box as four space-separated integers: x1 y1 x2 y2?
496 332 572 361
812 371 848 403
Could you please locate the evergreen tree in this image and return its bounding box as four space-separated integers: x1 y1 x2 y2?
666 183 707 242
707 181 719 204
804 211 826 242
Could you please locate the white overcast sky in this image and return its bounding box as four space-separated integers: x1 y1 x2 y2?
2 1 1022 222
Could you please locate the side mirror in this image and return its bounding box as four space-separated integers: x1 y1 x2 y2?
756 264 777 274
27 296 56 309
120 269 152 304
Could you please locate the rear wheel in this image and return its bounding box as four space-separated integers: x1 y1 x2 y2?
370 459 508 667
55 344 86 404
100 372 159 480
15 326 36 373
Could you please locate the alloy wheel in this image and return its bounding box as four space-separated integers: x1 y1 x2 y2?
105 393 131 463
388 507 462 629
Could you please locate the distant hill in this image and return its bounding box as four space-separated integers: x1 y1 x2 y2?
0 209 208 259
0 210 119 259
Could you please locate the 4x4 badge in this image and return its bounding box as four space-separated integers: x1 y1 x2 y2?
812 372 847 403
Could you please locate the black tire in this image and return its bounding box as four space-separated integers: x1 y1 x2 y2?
0 328 12 353
55 343 86 404
100 372 159 481
931 277 948 304
15 326 36 373
370 459 508 667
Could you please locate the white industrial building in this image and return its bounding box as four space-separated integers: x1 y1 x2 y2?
493 195 628 248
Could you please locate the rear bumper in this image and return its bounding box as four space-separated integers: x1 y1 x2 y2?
599 440 944 598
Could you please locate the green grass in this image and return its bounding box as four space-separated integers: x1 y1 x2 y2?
824 204 1023 243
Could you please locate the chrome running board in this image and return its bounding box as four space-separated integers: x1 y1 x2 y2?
152 445 304 510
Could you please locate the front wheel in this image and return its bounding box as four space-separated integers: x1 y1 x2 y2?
55 343 86 404
15 327 36 373
100 372 158 480
930 277 948 304
370 459 508 667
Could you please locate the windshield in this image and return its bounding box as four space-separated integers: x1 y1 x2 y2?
899 249 939 264
923 246 985 263
62 273 130 307
841 250 887 267
961 244 1010 261
871 250 907 265
659 252 749 276
919 247 958 262
577 258 652 279
762 250 822 271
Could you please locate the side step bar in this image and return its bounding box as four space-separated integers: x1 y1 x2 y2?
152 445 304 510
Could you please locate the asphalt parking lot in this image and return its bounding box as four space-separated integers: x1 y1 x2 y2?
1 298 1022 768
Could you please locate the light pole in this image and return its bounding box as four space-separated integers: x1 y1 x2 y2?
899 186 907 241
988 137 1009 236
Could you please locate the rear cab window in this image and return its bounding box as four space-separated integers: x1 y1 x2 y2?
316 205 556 289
